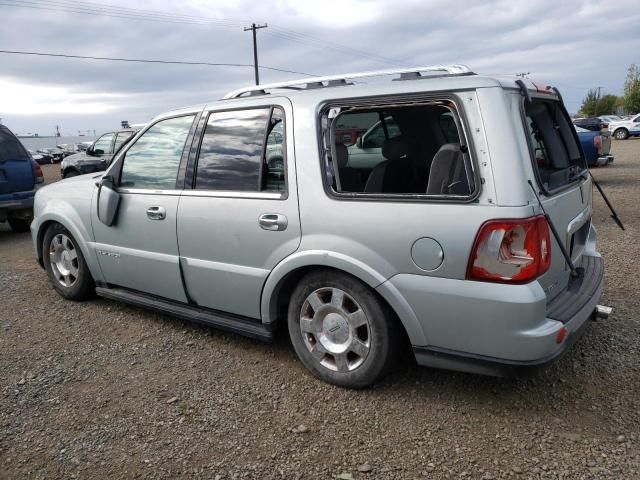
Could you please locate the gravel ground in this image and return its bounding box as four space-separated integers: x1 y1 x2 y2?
1 142 639 480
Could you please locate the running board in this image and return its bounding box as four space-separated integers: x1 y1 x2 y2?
95 287 275 342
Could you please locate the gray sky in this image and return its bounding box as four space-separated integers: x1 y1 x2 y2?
1 0 639 135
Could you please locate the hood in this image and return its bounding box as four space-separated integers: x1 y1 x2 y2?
62 152 107 169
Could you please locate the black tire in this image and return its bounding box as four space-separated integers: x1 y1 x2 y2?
42 223 94 300
8 218 31 233
287 269 400 388
614 128 629 140
63 170 80 178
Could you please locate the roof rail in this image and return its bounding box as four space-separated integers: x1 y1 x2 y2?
222 64 473 99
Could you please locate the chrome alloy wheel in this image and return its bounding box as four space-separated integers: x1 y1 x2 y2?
299 287 371 372
49 233 79 287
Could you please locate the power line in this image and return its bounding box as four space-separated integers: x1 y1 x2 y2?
0 0 409 68
0 49 318 76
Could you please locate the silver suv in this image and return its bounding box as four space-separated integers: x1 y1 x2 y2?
31 65 605 388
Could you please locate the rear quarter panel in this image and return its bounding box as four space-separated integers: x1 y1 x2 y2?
262 91 535 345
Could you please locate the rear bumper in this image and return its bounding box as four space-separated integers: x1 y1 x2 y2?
596 154 614 166
0 191 35 219
387 254 604 377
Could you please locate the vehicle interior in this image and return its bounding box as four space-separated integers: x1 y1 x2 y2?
329 102 474 197
525 99 585 191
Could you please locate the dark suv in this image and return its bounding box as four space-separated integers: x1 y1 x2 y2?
573 117 608 132
0 125 44 232
60 128 138 178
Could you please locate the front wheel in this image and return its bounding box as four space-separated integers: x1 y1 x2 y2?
287 270 399 388
63 170 80 178
614 128 629 140
42 223 94 300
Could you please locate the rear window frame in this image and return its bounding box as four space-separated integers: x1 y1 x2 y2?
0 126 30 162
317 92 481 204
519 95 588 196
185 105 289 199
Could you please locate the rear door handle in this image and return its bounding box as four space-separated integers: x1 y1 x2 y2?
258 213 287 231
146 206 166 220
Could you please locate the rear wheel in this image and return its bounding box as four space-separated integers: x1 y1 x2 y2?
43 223 94 300
614 128 629 140
287 270 399 388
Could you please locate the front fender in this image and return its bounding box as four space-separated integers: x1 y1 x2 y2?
260 250 428 345
32 189 104 283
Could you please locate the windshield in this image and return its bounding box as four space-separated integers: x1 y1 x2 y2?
524 99 586 192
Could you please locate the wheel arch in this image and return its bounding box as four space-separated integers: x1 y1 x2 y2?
614 127 629 138
35 213 103 283
260 251 427 345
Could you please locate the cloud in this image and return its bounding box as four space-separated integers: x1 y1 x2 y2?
0 0 639 135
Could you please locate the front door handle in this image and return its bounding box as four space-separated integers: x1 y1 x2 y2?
146 206 166 220
259 213 287 231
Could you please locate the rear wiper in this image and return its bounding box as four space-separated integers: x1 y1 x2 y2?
528 180 580 278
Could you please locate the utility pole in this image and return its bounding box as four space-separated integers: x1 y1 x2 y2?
244 23 267 85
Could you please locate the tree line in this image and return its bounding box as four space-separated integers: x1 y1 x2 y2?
578 64 640 117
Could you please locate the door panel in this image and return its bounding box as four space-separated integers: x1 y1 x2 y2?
177 194 300 318
177 101 300 319
92 193 187 302
91 113 197 302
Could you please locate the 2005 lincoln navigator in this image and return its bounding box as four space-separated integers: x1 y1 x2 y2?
31 65 606 388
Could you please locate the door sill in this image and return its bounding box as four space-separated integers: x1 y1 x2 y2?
95 286 275 342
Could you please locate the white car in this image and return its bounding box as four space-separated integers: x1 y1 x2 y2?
608 113 640 140
599 115 621 124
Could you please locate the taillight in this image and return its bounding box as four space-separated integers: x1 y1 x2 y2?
31 160 44 184
601 123 608 129
593 135 602 155
467 216 551 284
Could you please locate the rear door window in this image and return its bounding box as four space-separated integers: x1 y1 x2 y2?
524 100 585 192
194 107 286 192
0 127 29 162
114 131 134 151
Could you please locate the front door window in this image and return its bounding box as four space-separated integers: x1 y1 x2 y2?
120 115 195 190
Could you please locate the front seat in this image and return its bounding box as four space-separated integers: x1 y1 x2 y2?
364 137 416 193
426 143 470 195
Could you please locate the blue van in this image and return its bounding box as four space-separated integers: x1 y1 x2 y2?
0 125 44 232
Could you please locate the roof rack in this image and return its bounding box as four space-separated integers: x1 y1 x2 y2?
222 64 473 99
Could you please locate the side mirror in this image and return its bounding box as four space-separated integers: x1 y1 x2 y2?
97 175 120 226
93 148 105 155
356 136 363 149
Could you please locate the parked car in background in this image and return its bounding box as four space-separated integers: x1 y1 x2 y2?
599 115 621 124
37 148 64 163
575 126 613 166
29 150 50 165
573 117 608 132
607 113 640 140
60 128 139 178
31 66 606 388
0 125 44 232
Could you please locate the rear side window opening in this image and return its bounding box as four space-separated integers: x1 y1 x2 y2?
523 99 586 192
321 99 477 201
